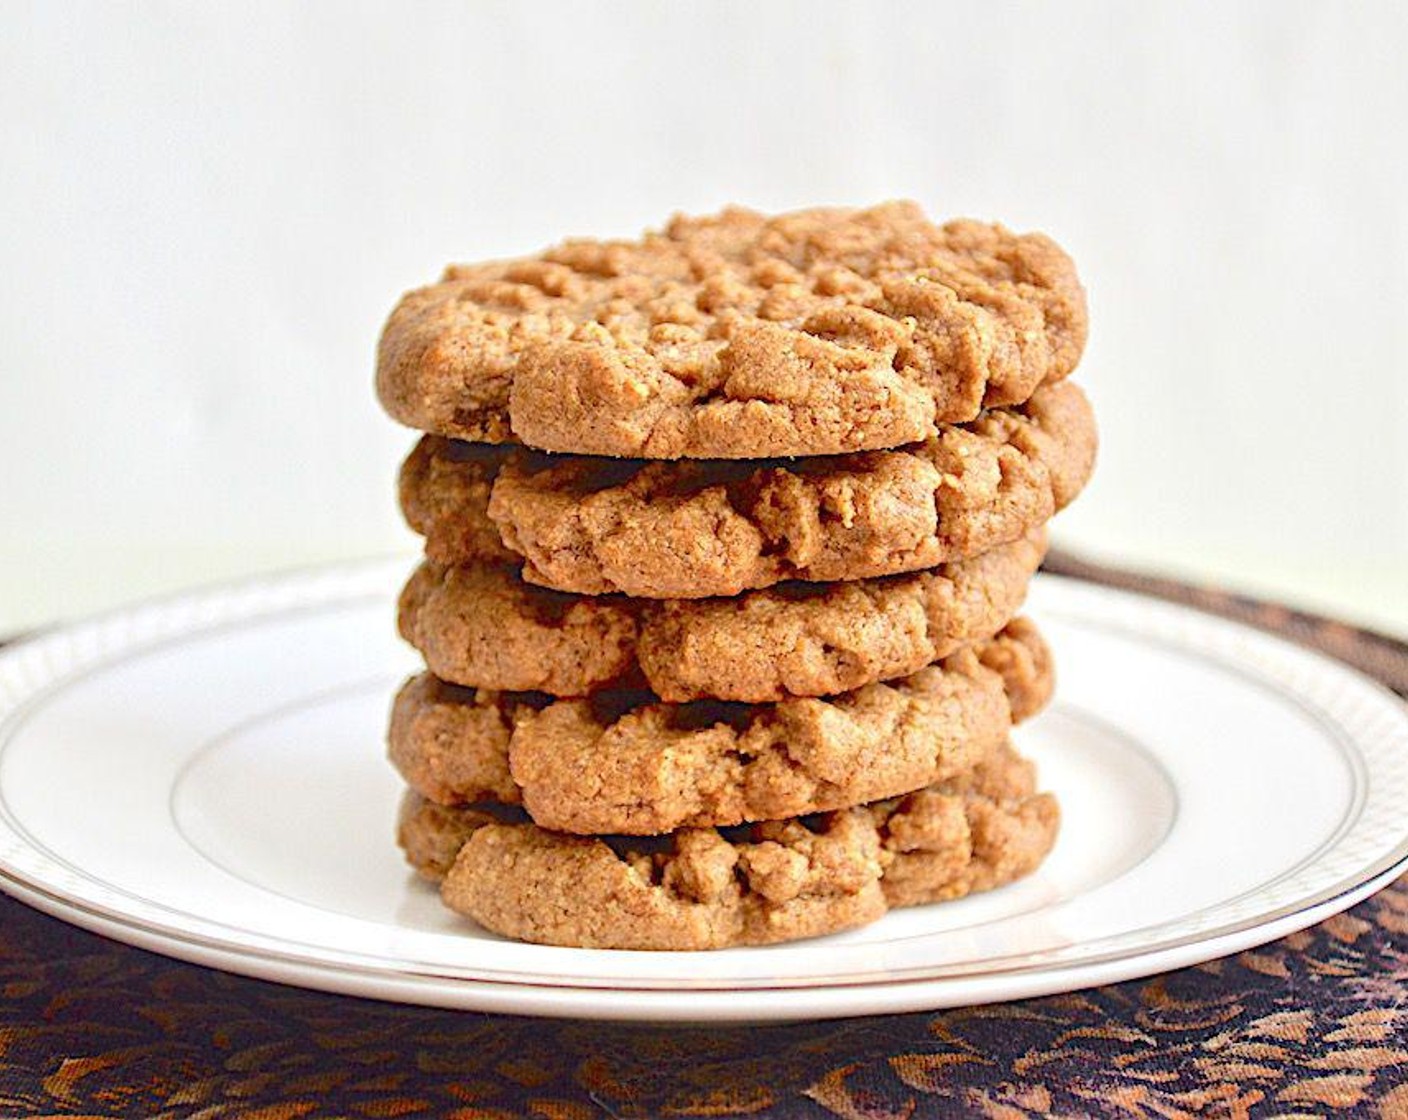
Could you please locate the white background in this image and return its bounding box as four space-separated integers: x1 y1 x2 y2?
2 2 1405 636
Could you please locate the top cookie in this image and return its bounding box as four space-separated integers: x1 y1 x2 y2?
377 202 1087 458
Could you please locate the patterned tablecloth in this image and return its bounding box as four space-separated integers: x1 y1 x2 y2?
2 557 1406 1119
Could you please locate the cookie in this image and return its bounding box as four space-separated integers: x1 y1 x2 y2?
398 799 502 883
400 380 1094 598
388 619 1052 834
397 741 1059 949
397 531 1045 701
398 441 519 569
376 202 1087 459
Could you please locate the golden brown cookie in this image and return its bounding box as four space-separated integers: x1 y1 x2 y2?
400 380 1093 598
397 532 1045 702
376 202 1087 459
398 441 519 570
388 620 1052 834
397 741 1059 949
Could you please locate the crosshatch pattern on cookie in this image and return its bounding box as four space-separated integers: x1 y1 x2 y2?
377 202 1087 459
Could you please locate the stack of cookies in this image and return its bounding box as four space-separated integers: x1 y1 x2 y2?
377 202 1096 950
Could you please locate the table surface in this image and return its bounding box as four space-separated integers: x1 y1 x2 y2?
2 556 1406 1119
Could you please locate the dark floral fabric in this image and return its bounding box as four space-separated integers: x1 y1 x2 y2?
2 558 1406 1119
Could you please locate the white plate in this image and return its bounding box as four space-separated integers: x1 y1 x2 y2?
1 562 1406 1022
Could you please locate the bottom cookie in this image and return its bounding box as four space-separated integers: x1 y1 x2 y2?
398 742 1058 950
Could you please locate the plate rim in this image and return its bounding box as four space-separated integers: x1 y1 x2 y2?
1 559 1406 1018
2 855 1402 1023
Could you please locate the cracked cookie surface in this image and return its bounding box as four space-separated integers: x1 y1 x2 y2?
398 532 1045 701
377 202 1087 459
400 380 1094 598
397 741 1059 949
388 619 1052 835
